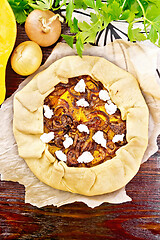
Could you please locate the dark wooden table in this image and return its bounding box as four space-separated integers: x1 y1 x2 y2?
0 23 160 240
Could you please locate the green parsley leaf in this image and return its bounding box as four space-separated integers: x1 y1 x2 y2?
128 26 146 41
119 9 130 20
70 17 79 34
29 0 54 10
149 25 158 44
61 34 74 48
106 1 122 21
66 0 74 26
76 36 84 57
152 15 160 33
74 0 87 10
8 0 32 24
78 21 91 32
83 0 95 9
146 2 160 21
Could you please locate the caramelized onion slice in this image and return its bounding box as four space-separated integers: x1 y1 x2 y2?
85 80 101 92
52 87 67 96
110 121 126 134
106 141 117 155
67 149 79 166
68 86 87 98
87 110 109 122
61 114 73 127
81 140 93 153
85 116 101 129
54 99 69 116
52 116 63 128
53 137 64 148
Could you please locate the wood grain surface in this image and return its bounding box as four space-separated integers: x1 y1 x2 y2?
0 23 160 240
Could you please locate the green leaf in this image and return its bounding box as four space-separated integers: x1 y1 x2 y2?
8 0 32 24
126 11 135 23
85 31 96 43
54 0 61 7
15 10 27 24
78 21 91 31
70 17 79 33
100 11 111 28
61 34 74 48
96 0 103 10
66 0 75 25
146 2 160 21
83 0 95 9
90 12 98 24
76 36 84 58
79 31 90 42
107 1 122 20
148 25 158 44
152 15 160 33
120 10 130 20
128 26 146 41
74 0 87 9
30 0 54 10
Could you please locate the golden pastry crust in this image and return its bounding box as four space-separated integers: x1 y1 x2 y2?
13 56 149 196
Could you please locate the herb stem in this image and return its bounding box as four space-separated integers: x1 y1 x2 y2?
136 0 146 18
121 0 127 9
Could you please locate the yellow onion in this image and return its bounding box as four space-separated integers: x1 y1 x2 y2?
11 41 42 76
25 10 62 47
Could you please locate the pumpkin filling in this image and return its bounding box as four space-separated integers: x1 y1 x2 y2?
43 75 127 167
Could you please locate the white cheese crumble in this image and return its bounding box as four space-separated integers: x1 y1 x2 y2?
105 102 117 115
92 131 106 148
77 151 94 163
55 150 67 162
77 124 89 134
63 134 73 149
74 79 86 93
43 105 54 119
40 132 54 143
112 134 124 143
99 90 110 101
76 98 89 107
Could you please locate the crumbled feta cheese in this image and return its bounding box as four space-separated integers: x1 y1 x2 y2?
43 105 54 119
55 150 67 162
63 134 73 149
76 98 89 107
74 79 86 93
77 151 94 163
92 131 106 148
99 90 110 101
77 124 89 134
105 102 117 115
112 134 124 143
40 132 54 143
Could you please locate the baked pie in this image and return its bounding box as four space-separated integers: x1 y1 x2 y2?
13 56 149 196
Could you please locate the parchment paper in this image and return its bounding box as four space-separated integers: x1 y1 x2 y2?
0 40 160 208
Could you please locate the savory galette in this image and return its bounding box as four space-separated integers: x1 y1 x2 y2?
13 56 149 196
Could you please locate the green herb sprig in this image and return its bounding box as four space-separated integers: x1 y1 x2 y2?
60 0 160 56
8 0 160 56
8 0 55 23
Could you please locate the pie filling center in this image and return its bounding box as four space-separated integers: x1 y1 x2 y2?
43 75 127 167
